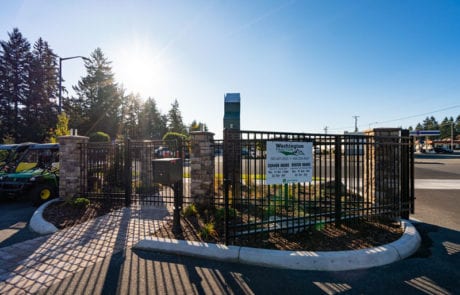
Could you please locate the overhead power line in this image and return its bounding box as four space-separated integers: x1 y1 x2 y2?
327 104 460 133
365 104 460 127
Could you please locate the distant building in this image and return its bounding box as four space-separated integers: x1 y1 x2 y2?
223 93 240 130
432 138 460 150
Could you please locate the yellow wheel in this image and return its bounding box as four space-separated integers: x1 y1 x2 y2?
31 185 55 206
39 188 51 200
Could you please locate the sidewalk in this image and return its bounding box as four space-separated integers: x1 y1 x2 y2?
0 205 170 294
0 202 421 294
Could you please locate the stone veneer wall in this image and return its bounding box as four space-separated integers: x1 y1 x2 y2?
190 131 215 210
364 128 402 211
58 135 89 201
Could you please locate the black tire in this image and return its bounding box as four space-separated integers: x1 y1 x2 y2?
30 184 55 206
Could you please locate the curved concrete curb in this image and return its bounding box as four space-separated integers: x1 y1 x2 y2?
135 238 241 262
133 219 421 271
29 198 60 235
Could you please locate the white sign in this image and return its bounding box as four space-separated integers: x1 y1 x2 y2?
266 141 313 185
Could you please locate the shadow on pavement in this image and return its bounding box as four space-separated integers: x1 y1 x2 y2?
2 205 458 294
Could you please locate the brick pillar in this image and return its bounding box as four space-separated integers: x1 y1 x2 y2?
58 135 89 201
364 128 402 211
190 131 215 210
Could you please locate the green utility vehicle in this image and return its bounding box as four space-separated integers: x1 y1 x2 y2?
0 143 59 205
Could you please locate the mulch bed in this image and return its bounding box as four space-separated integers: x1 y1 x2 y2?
152 215 403 251
43 201 403 251
42 200 123 229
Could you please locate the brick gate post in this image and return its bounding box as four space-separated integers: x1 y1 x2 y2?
58 135 89 202
190 131 215 210
364 128 402 216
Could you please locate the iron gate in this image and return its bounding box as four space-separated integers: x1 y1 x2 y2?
80 139 189 208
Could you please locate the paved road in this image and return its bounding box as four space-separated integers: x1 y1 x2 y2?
37 157 459 294
38 227 459 295
412 155 460 231
0 200 40 248
1 155 459 294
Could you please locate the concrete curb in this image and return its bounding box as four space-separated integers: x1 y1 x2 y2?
29 199 60 235
133 219 421 271
135 238 241 263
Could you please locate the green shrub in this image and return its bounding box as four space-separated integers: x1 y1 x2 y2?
215 207 238 222
162 132 188 142
183 204 198 217
72 197 90 208
199 222 217 240
89 131 111 142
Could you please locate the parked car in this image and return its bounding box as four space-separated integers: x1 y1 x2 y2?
154 146 171 158
0 143 59 205
434 147 453 154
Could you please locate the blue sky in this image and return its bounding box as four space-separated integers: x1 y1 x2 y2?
1 0 460 136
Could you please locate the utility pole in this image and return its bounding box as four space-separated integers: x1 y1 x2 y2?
352 115 359 132
324 126 328 134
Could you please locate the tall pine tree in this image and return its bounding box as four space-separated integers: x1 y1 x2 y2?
138 97 167 139
70 48 122 138
0 28 32 142
120 92 141 138
167 99 186 134
23 38 58 141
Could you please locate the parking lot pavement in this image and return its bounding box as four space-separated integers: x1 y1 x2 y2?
415 179 460 190
0 206 171 294
0 201 40 248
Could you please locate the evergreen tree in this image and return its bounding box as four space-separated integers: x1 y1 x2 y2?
121 92 141 138
439 117 453 139
70 48 122 138
0 28 32 142
138 97 167 139
23 38 58 141
167 99 186 134
422 116 439 130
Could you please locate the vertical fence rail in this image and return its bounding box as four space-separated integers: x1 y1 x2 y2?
79 139 191 209
219 129 415 245
334 135 342 226
124 138 132 207
75 130 414 246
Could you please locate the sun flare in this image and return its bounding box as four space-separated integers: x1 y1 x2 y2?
114 42 167 97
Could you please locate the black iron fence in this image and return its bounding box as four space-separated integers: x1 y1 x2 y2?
75 130 414 246
79 139 191 208
221 129 414 245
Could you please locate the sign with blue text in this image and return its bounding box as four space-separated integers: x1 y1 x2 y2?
410 130 440 136
266 141 313 185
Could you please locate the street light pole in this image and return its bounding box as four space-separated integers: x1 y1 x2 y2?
58 56 88 113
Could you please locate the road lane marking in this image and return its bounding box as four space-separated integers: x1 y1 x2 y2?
415 179 460 190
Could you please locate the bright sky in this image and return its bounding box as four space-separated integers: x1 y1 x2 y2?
2 0 460 136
